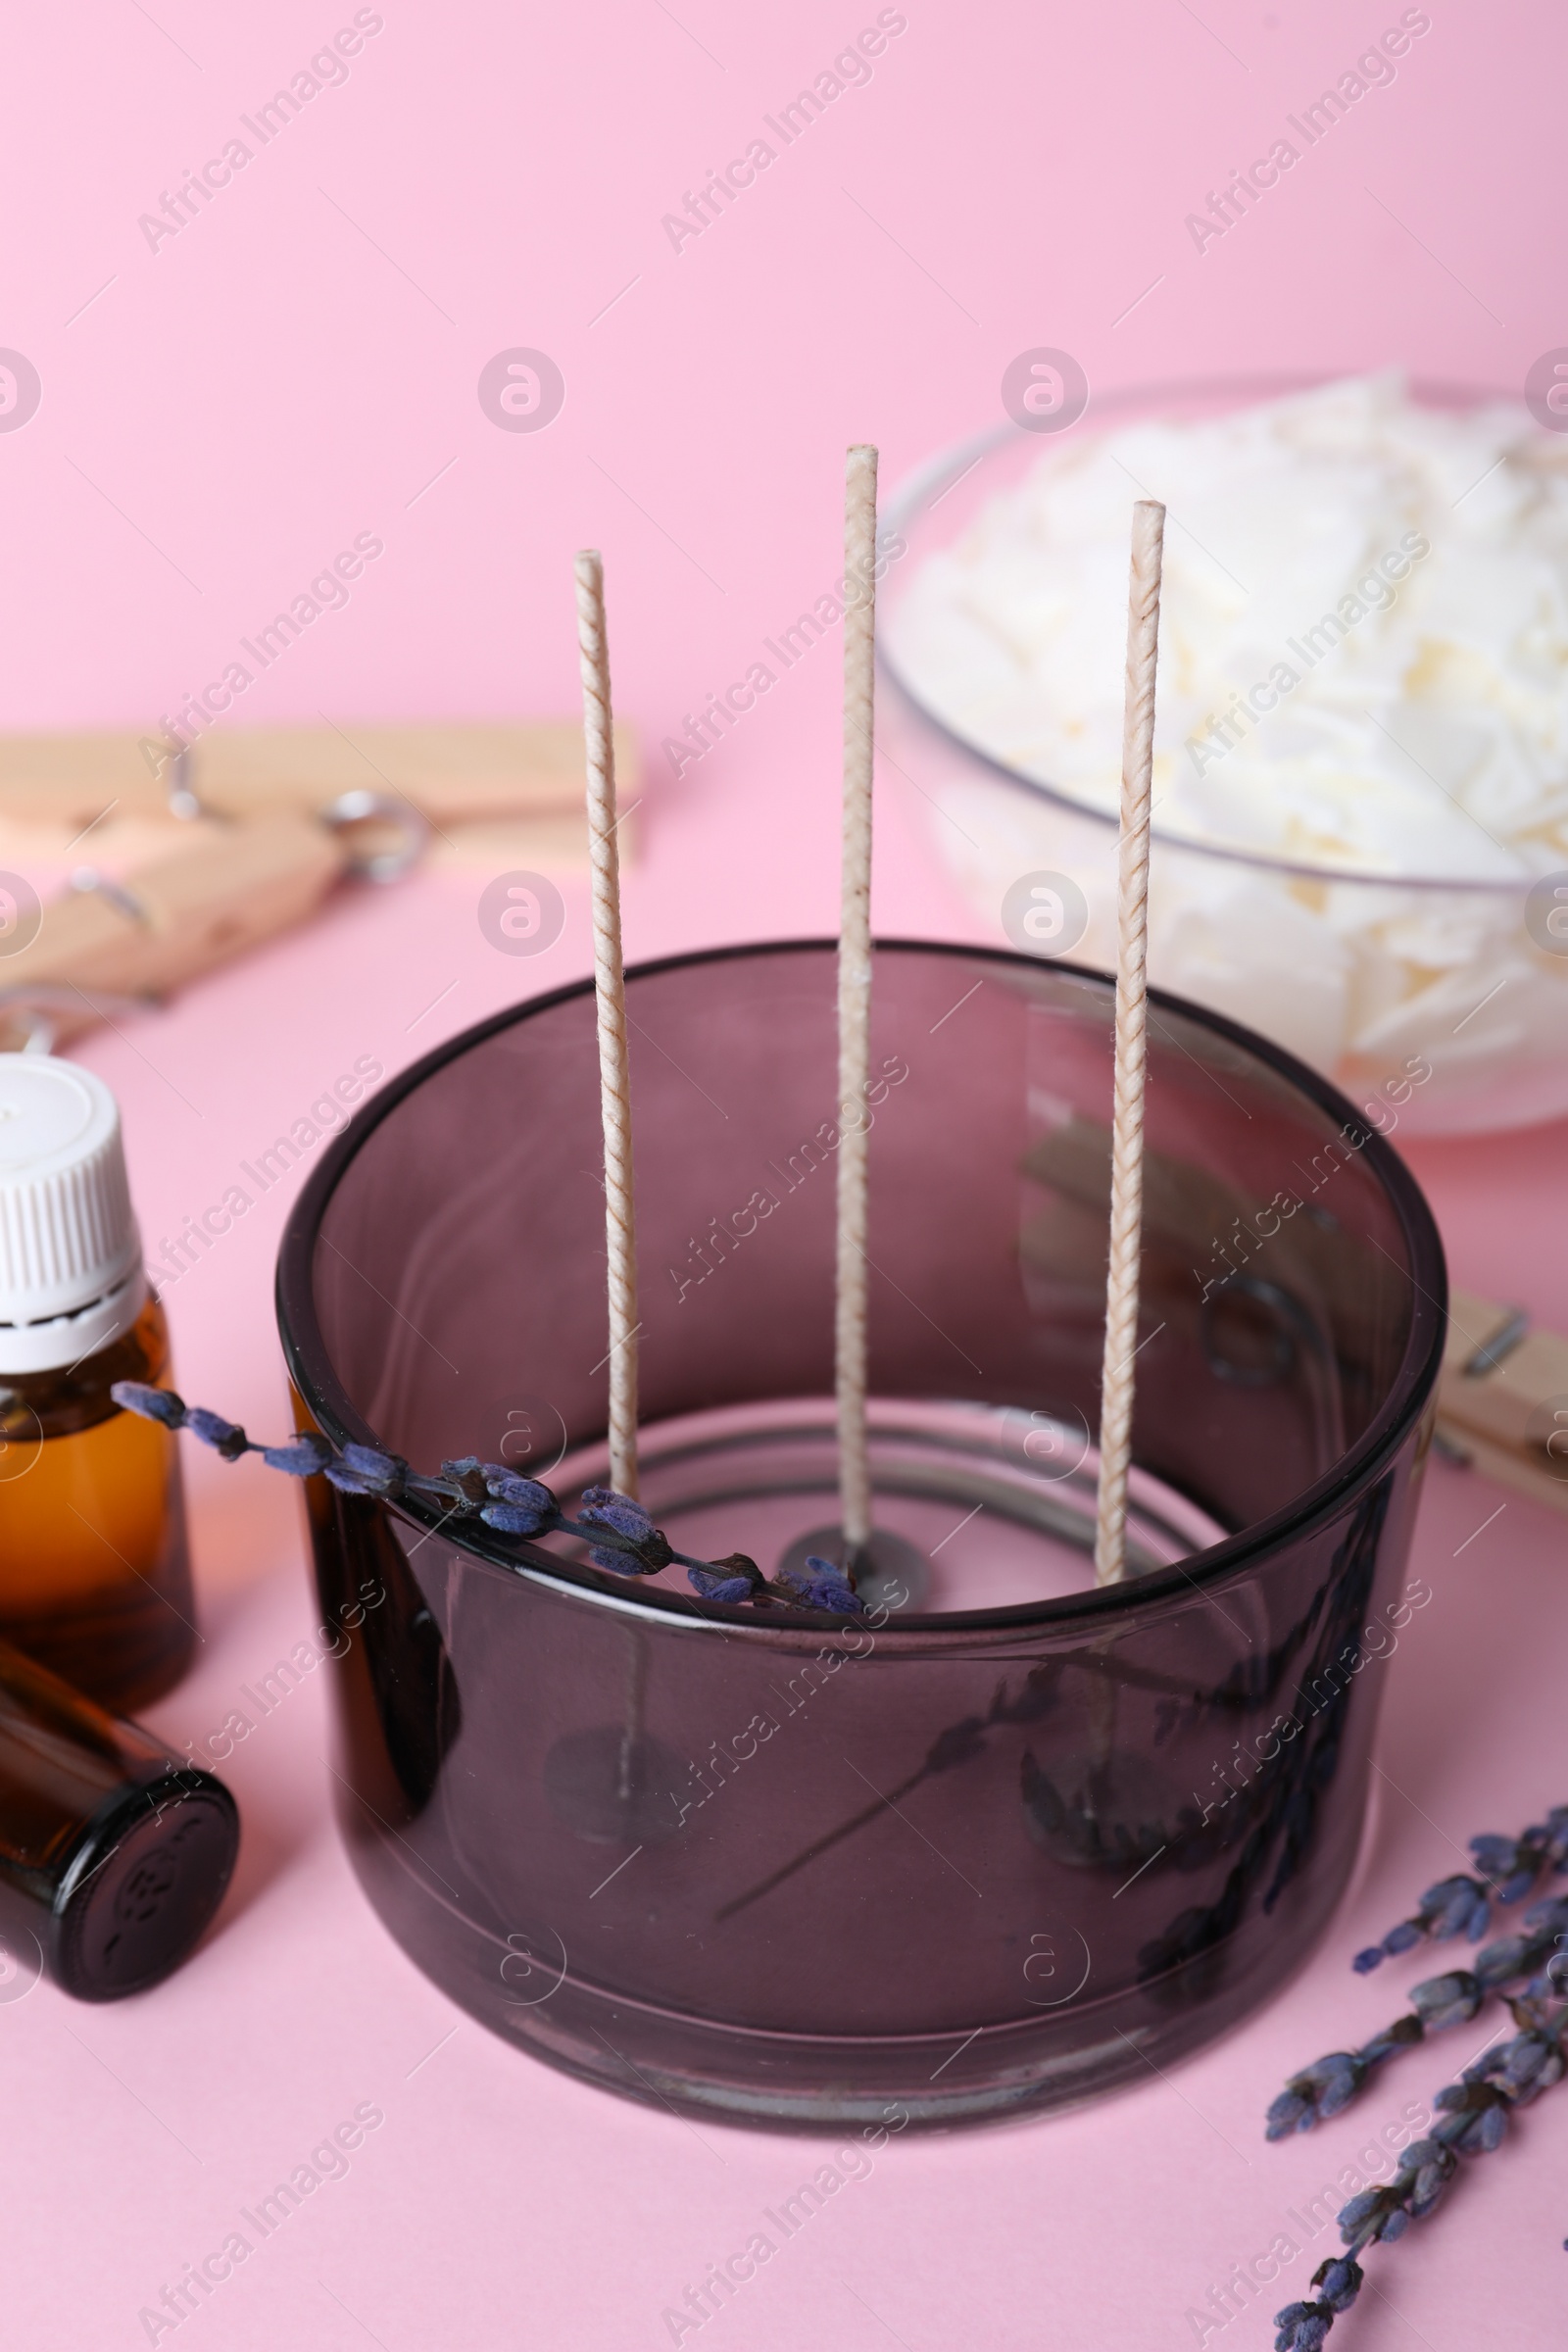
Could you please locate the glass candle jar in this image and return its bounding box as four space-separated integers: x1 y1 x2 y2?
277 942 1445 2129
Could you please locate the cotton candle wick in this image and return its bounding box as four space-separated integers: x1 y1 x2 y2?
1094 499 1166 1588
836 444 878 1560
574 548 641 1501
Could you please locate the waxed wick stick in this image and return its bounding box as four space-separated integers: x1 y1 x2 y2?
574 548 640 1500
1094 499 1166 1587
836 445 878 1558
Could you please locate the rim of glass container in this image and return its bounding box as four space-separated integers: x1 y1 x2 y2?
879 368 1542 895
275 938 1447 1637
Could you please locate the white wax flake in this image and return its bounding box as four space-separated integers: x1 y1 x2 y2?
889 376 1568 1111
889 373 1568 884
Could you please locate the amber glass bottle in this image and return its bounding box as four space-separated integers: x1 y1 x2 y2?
0 1058 194 1713
0 1637 236 1999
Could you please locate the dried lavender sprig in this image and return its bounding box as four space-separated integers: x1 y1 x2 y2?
1350 1872 1493 1974
1351 1805 1568 1973
1266 1896 1568 2138
1274 1999 1568 2348
1266 1989 1457 2140
111 1384 863 1618
1469 1807 1568 1902
1273 2256 1363 2351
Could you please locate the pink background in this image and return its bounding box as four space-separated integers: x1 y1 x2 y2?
3 1 1565 2344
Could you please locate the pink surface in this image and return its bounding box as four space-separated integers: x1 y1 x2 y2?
2 2 1564 2345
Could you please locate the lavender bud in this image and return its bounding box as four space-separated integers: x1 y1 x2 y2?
484 1472 556 1514
578 1488 673 1572
111 1380 186 1429
1266 2052 1363 2139
185 1407 251 1461
481 1499 553 1537
260 1435 333 1477
578 1486 657 1541
1475 1932 1531 1988
323 1462 382 1496
768 1554 864 1616
475 1478 554 1534
1313 2258 1362 2313
1434 2080 1511 2156
1265 2088 1312 2140
342 1444 406 1494
1396 2137 1456 2219
1315 2065 1360 2122
687 1563 761 1604
1409 1970 1483 2033
1338 2184 1404 2253
590 1544 664 1575
324 1446 406 1498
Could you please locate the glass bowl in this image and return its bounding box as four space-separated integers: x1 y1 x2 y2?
276 940 1446 2129
879 374 1568 1135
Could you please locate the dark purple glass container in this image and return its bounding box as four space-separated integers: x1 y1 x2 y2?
276 941 1445 2129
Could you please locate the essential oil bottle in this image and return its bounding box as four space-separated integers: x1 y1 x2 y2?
0 1637 236 1999
0 1056 194 1713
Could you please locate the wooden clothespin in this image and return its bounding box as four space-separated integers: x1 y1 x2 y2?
0 810 351 1047
0 720 637 841
0 721 638 1048
1435 1288 1568 1515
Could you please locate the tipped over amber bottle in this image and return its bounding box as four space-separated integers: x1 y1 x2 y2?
0 1636 235 1999
0 1058 193 1712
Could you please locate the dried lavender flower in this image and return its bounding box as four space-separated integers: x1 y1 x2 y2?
1408 1970 1484 2033
111 1388 862 1616
1467 2017 1565 2102
1470 1809 1568 1901
1315 2257 1364 2311
1266 2053 1365 2140
770 1554 861 1614
1432 2076 1511 2155
1352 1815 1568 1977
1272 1902 1568 2141
1271 1804 1568 2347
1266 2014 1426 2139
1273 2257 1364 2350
1474 1895 1568 1991
1272 2310 1329 2352
1351 1873 1492 1973
687 1554 766 1605
477 1473 557 1536
184 1406 251 1461
576 1487 674 1572
324 1444 408 1498
260 1435 334 1477
111 1380 185 1429
485 1471 553 1507
480 1496 556 1537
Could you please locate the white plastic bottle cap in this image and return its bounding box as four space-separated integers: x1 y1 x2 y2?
0 1057 145 1374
